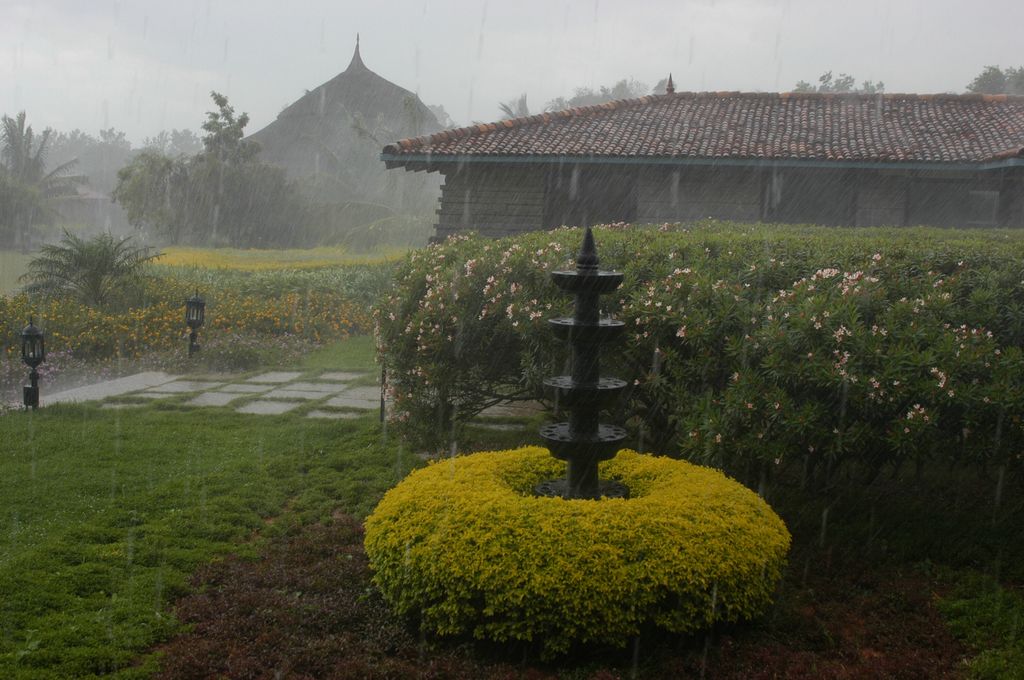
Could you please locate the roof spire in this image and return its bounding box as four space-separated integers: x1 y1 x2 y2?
347 34 366 71
665 73 675 95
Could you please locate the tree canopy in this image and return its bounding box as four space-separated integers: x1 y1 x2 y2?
966 65 1024 95
793 71 884 94
0 112 83 248
544 78 651 112
113 92 307 247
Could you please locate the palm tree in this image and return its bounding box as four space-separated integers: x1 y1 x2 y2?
0 112 84 247
498 93 530 119
20 230 157 308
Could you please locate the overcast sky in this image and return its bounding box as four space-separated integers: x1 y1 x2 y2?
4 0 1022 144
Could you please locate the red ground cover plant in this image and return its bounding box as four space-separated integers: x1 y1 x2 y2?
155 516 545 680
688 559 969 679
156 515 969 679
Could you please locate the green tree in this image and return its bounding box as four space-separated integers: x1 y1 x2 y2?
0 112 83 247
200 92 259 164
967 65 1024 95
113 92 308 247
20 230 156 308
141 129 203 157
793 71 884 94
49 127 134 194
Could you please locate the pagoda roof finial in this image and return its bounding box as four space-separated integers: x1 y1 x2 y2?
347 34 366 71
666 73 675 95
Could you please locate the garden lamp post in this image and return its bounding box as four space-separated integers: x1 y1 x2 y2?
185 290 206 357
21 317 45 410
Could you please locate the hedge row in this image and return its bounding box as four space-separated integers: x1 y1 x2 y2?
377 222 1024 483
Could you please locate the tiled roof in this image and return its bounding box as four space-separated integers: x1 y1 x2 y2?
382 92 1024 165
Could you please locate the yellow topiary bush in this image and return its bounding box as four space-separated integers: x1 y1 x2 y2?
364 447 791 657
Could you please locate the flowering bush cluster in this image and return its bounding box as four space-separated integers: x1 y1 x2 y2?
364 447 790 657
378 222 1024 483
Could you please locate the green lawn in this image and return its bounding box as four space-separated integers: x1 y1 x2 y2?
0 337 418 678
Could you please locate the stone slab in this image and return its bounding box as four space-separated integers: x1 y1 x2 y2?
478 401 545 418
317 371 370 382
236 400 301 415
44 371 178 405
306 409 362 420
186 392 243 407
146 380 225 394
133 392 177 400
101 402 145 410
216 383 273 394
325 386 381 410
473 422 525 431
283 381 350 393
262 389 326 401
245 371 303 384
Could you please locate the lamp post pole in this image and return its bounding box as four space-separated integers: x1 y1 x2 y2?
21 318 45 410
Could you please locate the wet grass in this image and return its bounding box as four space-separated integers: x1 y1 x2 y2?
0 337 415 678
937 569 1024 678
297 333 377 372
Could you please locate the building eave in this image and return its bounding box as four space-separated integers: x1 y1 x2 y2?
381 153 1024 173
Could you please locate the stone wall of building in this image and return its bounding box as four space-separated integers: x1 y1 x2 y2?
855 172 908 227
635 167 762 223
428 162 1024 240
434 166 546 240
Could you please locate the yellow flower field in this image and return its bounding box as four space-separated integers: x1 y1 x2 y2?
155 246 405 271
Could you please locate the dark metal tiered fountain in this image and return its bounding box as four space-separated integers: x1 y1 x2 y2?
537 227 629 500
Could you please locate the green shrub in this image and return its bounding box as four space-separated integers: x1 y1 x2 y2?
377 223 1024 484
364 446 791 657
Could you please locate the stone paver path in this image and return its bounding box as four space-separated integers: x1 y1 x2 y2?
236 400 302 415
326 386 381 410
32 369 382 419
262 388 329 401
146 380 225 394
283 382 349 393
44 371 177 405
186 392 245 407
29 369 535 428
245 371 303 384
216 383 273 394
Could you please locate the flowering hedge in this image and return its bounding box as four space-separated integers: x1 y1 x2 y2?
364 447 790 657
377 223 1024 482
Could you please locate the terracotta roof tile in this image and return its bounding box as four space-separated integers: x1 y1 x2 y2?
382 91 1024 165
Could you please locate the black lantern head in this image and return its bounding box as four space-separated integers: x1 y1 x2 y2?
185 291 206 330
20 317 45 369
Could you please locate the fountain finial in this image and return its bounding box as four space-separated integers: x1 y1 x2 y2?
576 226 599 271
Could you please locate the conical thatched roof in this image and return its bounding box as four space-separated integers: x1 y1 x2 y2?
248 40 441 196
